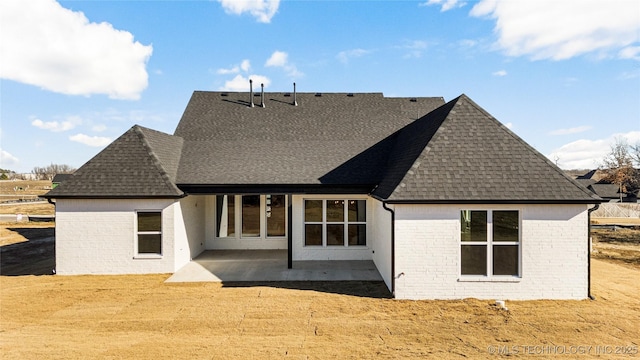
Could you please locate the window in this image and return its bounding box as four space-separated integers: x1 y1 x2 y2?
304 199 367 247
460 210 519 277
137 211 162 255
216 195 287 239
216 195 235 237
266 195 286 237
242 195 260 237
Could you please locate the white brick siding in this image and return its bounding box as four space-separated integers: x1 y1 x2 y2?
55 197 206 275
393 204 589 300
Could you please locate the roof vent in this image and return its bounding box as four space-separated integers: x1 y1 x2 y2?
410 98 417 102
293 82 298 106
284 93 291 97
260 83 265 108
221 93 228 97
347 93 354 97
249 79 254 108
315 93 322 97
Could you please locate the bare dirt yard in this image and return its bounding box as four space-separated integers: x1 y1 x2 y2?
1 216 639 359
0 180 54 216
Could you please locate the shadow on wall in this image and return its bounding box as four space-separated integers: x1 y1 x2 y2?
221 281 392 299
0 227 55 276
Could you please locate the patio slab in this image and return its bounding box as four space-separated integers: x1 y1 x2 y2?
165 250 383 283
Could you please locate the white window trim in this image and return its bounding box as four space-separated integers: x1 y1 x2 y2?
303 198 368 248
458 209 521 282
134 210 163 259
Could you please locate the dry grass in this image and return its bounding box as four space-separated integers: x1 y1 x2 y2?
0 180 54 215
592 227 640 269
1 224 639 359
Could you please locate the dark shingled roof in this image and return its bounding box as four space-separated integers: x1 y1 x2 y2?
44 90 600 204
372 95 600 203
174 92 444 185
52 173 73 184
44 125 184 198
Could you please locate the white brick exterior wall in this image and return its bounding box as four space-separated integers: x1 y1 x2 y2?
55 198 205 275
393 204 589 300
174 196 206 269
371 200 392 291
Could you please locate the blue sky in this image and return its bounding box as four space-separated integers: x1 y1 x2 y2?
1 0 639 173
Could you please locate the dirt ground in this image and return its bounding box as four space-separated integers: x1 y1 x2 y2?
1 221 639 359
0 180 55 215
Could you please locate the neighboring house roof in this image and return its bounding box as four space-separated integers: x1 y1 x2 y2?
587 184 621 200
45 91 601 204
372 95 599 203
45 126 184 198
52 174 72 184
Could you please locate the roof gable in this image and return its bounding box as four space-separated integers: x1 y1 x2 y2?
44 125 183 198
373 95 600 203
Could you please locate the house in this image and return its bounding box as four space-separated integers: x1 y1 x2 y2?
44 89 601 300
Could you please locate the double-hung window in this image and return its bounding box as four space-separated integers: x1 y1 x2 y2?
137 211 162 256
304 199 367 247
460 210 520 277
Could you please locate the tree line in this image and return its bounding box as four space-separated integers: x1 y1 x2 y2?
0 164 76 180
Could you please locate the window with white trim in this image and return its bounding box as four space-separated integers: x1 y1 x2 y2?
304 199 367 247
460 210 519 277
137 211 162 255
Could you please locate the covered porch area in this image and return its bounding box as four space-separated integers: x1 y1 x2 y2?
166 250 383 283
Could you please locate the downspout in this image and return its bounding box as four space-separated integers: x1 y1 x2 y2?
587 203 600 300
381 201 396 298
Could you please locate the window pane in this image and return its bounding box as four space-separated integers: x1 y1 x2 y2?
305 224 322 246
348 224 366 246
138 212 161 232
305 200 323 222
461 245 487 275
494 211 519 242
242 195 260 237
138 234 161 254
493 245 519 276
461 210 487 242
348 200 366 222
216 195 235 237
266 195 286 237
326 200 344 222
327 224 344 246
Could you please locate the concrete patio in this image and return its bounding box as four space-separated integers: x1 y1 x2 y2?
165 250 384 283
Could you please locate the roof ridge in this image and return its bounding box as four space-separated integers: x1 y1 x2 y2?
132 125 183 196
456 96 600 201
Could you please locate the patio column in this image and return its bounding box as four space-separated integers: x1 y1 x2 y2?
288 194 293 269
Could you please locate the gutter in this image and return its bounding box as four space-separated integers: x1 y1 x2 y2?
587 203 600 300
381 201 396 298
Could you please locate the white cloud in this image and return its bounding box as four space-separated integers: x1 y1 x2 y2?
31 116 82 132
1 149 19 166
0 0 152 100
504 122 513 129
220 74 271 91
619 46 640 60
470 0 640 60
217 0 280 23
398 40 429 58
421 0 465 12
549 125 593 136
69 134 112 147
548 131 640 169
240 59 251 72
492 70 507 77
266 51 288 67
337 49 372 64
217 59 251 75
265 51 303 77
